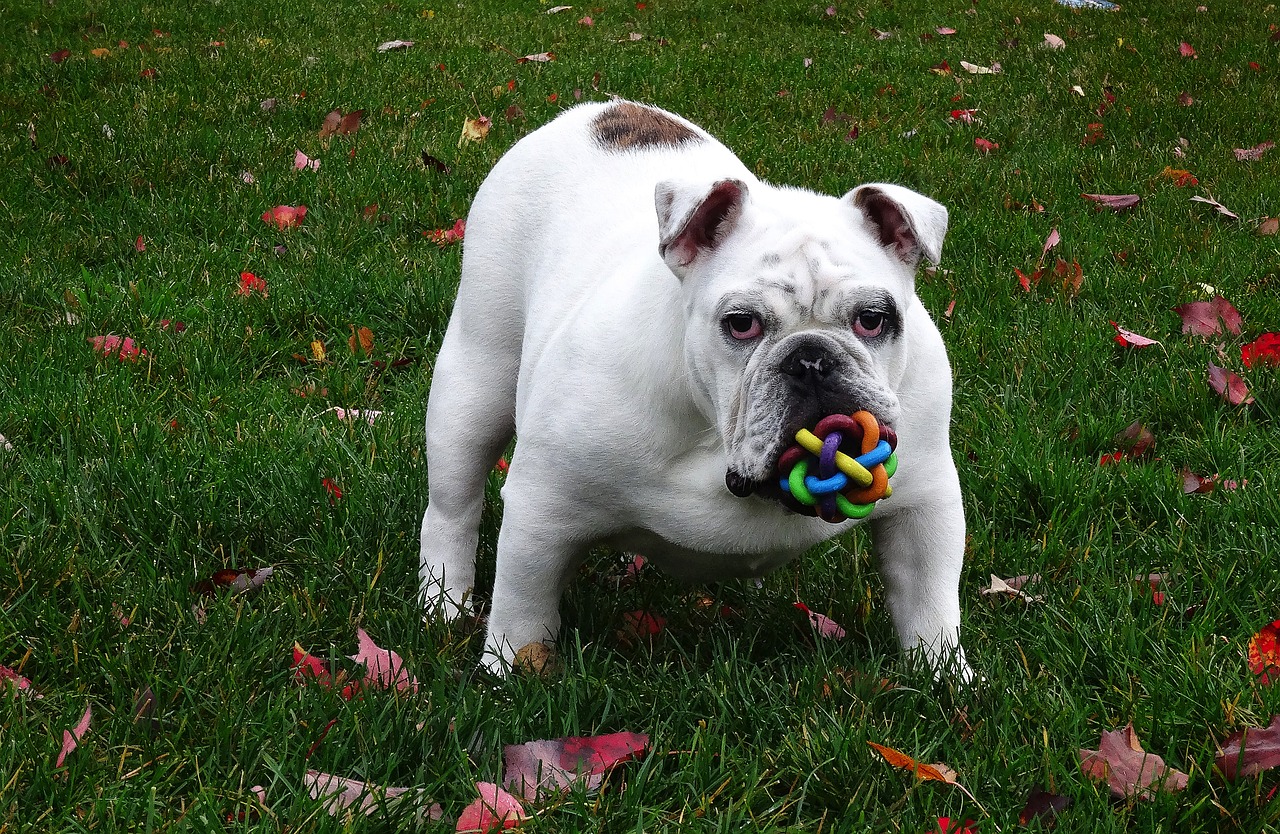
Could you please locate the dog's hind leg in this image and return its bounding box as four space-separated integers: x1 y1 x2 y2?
418 269 521 620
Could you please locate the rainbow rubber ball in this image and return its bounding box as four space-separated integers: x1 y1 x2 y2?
776 411 898 523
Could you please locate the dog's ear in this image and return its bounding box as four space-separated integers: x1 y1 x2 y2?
654 178 748 276
847 183 948 267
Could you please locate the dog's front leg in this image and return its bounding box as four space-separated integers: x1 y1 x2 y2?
479 490 587 675
870 482 971 682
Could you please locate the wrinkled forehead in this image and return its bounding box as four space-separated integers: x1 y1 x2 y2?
731 227 909 317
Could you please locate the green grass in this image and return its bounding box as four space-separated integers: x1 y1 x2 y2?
3 0 1280 830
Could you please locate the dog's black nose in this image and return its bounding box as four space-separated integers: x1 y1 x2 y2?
780 343 835 380
725 469 756 497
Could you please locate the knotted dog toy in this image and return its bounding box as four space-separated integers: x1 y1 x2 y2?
777 411 898 523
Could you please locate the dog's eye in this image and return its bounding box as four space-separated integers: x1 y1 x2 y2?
724 313 763 341
853 310 886 338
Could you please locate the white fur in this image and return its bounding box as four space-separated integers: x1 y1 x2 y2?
419 101 970 679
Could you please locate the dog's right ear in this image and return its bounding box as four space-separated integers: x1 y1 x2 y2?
655 178 748 277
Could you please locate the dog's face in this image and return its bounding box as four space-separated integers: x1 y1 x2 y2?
655 178 948 500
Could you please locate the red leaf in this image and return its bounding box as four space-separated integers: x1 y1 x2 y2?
322 477 344 503
1179 41 1197 58
949 108 978 123
503 732 648 801
1015 267 1041 292
1217 716 1280 778
235 271 268 298
426 218 466 246
621 609 666 639
1079 724 1189 799
973 137 998 153
1111 321 1160 348
1099 420 1154 465
1207 363 1253 405
456 782 527 832
319 109 365 138
1082 193 1140 211
192 566 273 596
134 235 147 252
1082 122 1105 145
1242 333 1280 368
1248 619 1280 685
349 627 419 693
1181 469 1216 494
931 818 977 834
261 205 307 229
50 49 71 63
1175 296 1241 337
1018 785 1072 824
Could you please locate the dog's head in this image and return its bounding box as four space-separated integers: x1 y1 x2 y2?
654 177 947 500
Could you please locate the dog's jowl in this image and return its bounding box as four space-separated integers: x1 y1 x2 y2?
419 100 971 680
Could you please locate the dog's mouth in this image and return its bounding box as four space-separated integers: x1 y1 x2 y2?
726 413 898 518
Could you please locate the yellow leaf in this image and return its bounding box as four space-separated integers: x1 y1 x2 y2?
310 340 326 362
458 116 492 147
91 48 111 58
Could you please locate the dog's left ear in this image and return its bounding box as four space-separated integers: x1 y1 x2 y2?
655 178 749 277
847 183 948 267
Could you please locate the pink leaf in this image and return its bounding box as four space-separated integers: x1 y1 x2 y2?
949 108 978 123
794 602 847 639
973 137 999 153
88 334 145 362
456 782 527 832
321 406 383 425
1110 321 1161 348
1175 296 1241 337
1037 227 1061 268
349 627 418 693
936 27 957 35
1179 41 1197 58
55 703 92 768
503 731 649 800
426 218 466 246
1234 142 1275 162
293 150 321 171
261 205 307 229
1208 363 1253 405
305 770 440 818
0 664 36 697
1082 193 1140 211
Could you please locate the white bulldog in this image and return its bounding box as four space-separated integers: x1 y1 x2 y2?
419 100 970 680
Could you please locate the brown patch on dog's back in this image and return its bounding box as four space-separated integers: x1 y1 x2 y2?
592 102 702 151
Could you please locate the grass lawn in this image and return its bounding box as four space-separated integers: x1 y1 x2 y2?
3 0 1280 830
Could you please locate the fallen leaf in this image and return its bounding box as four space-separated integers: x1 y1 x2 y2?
619 609 666 643
1174 295 1242 337
1248 619 1280 685
1257 217 1280 236
50 49 71 63
377 39 415 52
1235 142 1275 162
192 566 274 596
1038 227 1061 268
936 26 957 35
88 335 145 362
1178 91 1195 106
292 643 359 699
0 664 36 697
421 152 452 174
949 108 978 123
319 109 364 138
1208 362 1253 405
293 150 321 171
1019 785 1072 824
973 137 999 153
1079 724 1189 799
235 271 268 298
1054 258 1084 298
1160 167 1199 187
1216 716 1280 778
960 60 1000 74
426 219 466 246
1111 322 1161 348
794 601 846 639
261 205 307 229
1099 420 1154 465
55 703 92 768
1179 41 1197 58
1082 193 1140 211
931 818 978 834
867 742 979 803
980 574 1044 603
1015 267 1041 292
1136 573 1168 606
321 406 382 425
1181 469 1217 494
349 627 419 693
348 325 375 356
459 116 492 146
1241 333 1280 368
305 770 440 818
1043 32 1066 49
546 5 573 13
517 51 555 63
503 731 648 801
456 782 527 832
322 477 343 503
1190 195 1239 220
